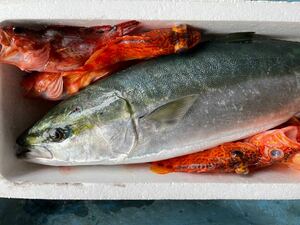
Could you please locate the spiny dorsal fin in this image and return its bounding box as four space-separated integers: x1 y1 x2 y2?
145 95 198 125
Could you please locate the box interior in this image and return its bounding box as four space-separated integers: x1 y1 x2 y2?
1 20 300 185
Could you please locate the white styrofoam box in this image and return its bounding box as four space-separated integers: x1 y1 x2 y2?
1 0 300 199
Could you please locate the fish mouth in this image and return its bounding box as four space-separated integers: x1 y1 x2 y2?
15 145 31 159
16 144 53 160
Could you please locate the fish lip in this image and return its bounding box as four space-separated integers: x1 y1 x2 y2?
15 145 31 159
15 144 53 160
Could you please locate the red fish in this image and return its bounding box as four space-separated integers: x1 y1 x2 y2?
21 62 133 100
151 125 300 175
0 21 139 72
78 24 201 72
21 24 201 100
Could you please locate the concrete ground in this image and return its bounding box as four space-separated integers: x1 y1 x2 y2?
0 200 299 225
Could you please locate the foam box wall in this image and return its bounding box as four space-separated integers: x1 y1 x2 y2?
0 0 300 199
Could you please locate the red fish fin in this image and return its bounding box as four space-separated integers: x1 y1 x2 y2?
81 36 162 71
286 163 300 171
150 164 173 174
286 153 300 171
92 25 115 33
42 75 64 100
62 72 86 96
22 72 63 100
63 69 110 96
234 163 250 175
61 62 135 97
91 20 139 36
114 20 140 36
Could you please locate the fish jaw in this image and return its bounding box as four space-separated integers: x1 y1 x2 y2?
16 128 54 162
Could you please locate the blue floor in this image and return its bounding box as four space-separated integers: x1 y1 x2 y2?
0 200 299 225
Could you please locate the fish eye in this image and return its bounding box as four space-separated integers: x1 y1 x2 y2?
49 126 71 142
231 150 244 158
269 149 284 159
12 26 24 34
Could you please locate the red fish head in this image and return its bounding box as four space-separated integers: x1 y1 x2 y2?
0 25 50 71
246 126 300 166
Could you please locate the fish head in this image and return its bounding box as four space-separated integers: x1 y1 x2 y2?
16 90 136 165
247 126 300 166
0 25 50 71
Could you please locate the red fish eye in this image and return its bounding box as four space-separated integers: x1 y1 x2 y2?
269 149 284 159
231 150 244 158
12 26 24 34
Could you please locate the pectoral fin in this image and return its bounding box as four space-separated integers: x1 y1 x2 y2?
234 163 249 175
150 164 173 174
145 95 198 125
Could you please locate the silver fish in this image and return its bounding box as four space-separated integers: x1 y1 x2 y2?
16 34 300 166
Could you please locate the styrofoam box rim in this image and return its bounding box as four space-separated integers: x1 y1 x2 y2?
0 0 299 22
1 0 300 200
